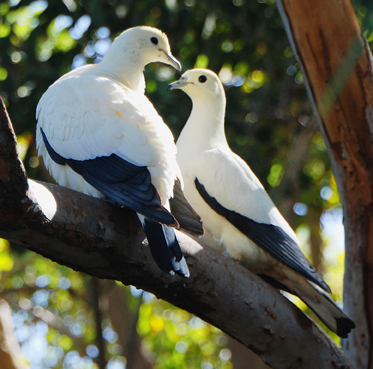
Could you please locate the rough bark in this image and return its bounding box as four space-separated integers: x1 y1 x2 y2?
276 0 373 367
0 98 352 368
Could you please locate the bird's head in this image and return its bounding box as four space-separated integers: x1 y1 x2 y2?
109 26 181 72
167 69 224 100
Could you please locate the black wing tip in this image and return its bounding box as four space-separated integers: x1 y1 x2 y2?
170 178 204 236
143 205 179 228
160 205 180 228
187 226 204 237
336 317 356 338
321 281 332 294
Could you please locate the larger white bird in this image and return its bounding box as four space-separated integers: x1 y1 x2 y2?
36 26 203 278
168 68 355 337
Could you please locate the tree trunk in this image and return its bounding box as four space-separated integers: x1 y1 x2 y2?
0 98 352 368
276 0 373 367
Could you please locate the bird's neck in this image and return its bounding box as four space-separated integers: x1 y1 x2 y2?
178 95 228 151
97 48 146 93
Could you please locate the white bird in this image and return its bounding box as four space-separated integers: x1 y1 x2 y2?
36 26 203 278
168 68 355 337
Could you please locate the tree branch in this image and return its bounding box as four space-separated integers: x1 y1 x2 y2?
276 0 373 366
0 97 351 368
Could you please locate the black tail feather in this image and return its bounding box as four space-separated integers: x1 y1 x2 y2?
143 218 190 278
336 317 356 339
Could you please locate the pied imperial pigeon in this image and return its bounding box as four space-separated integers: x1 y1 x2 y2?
36 26 203 278
168 68 355 337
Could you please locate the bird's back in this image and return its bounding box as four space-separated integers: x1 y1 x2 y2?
36 65 178 205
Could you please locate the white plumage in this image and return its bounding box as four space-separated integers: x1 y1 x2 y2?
169 68 355 337
36 26 200 277
37 70 176 203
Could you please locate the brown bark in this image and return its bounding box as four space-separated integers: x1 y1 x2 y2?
276 0 373 367
0 98 352 368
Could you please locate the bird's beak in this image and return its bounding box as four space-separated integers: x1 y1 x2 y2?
167 78 189 91
162 50 182 72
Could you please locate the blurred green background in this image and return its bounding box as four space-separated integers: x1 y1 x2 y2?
0 0 372 367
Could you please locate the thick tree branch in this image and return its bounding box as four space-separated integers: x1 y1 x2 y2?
0 98 351 368
276 0 373 366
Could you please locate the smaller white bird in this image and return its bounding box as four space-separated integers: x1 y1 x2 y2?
168 68 355 337
36 26 203 278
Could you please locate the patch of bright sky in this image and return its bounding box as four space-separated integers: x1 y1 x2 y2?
107 357 126 369
157 66 175 81
97 26 110 39
219 67 233 85
69 15 91 40
26 1 48 15
72 26 111 69
94 38 111 55
321 207 345 257
62 0 77 12
16 317 98 368
165 0 177 11
296 207 345 264
71 54 87 69
130 285 143 297
54 14 73 33
19 321 49 367
11 0 47 32
84 42 96 58
293 202 308 216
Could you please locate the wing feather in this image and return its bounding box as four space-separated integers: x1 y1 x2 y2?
40 128 177 225
195 178 330 292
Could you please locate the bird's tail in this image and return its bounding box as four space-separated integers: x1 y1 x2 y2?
138 215 190 278
296 283 355 338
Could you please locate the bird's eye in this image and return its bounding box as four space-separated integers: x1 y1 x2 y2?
198 75 207 83
150 37 159 45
